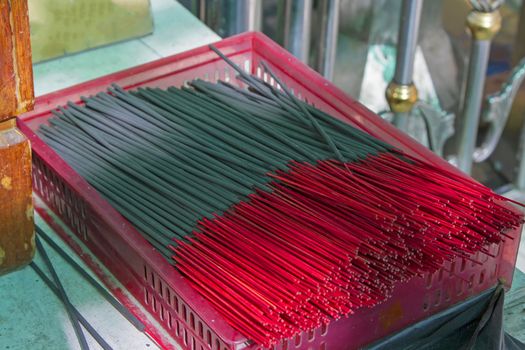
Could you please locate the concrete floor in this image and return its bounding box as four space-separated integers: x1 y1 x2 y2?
1 212 162 350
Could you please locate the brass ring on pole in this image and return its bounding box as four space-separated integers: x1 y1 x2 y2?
386 83 418 113
466 10 501 41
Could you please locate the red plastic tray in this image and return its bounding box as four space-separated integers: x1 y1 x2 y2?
19 32 522 350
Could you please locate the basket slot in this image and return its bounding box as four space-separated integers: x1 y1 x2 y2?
152 295 158 312
479 269 486 285
173 294 180 314
493 243 501 257
420 247 502 312
32 153 89 242
307 330 314 341
438 269 444 282
142 264 228 349
424 273 432 289
457 278 465 296
294 334 301 347
479 252 489 263
422 294 430 311
434 289 442 307
224 67 231 82
206 330 212 348
271 329 328 350
472 252 479 268
468 275 475 291
444 286 452 302
460 258 467 272
492 263 498 278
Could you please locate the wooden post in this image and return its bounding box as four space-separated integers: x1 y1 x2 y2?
0 0 35 275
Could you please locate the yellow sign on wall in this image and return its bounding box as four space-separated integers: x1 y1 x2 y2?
29 0 153 63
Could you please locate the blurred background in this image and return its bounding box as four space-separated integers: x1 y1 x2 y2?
28 0 525 193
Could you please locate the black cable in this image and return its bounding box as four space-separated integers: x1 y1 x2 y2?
35 236 90 350
36 225 145 332
30 262 114 350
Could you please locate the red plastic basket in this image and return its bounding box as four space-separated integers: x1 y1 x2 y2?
19 32 522 350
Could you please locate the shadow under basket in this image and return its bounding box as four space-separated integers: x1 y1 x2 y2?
19 32 523 350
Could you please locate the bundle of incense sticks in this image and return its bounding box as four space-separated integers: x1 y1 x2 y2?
39 50 524 346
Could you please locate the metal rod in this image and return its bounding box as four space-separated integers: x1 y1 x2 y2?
198 0 205 22
242 0 262 32
458 41 491 174
283 0 313 63
394 111 410 131
457 4 502 174
394 0 423 85
317 0 340 80
386 0 422 130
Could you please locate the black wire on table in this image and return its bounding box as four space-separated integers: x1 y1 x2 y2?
30 262 114 350
35 236 90 350
36 225 145 332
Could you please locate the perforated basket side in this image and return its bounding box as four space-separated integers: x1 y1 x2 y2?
24 125 244 350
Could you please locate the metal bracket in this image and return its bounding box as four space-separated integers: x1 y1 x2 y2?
379 102 454 158
416 102 455 157
473 56 525 163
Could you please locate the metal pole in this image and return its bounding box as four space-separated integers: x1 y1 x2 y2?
198 0 206 22
317 0 340 80
385 0 423 130
457 3 502 174
458 41 491 173
238 0 262 32
187 0 261 37
283 0 313 63
394 0 422 85
516 118 525 190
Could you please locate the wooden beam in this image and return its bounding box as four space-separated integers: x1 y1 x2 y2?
0 0 33 120
0 0 35 275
